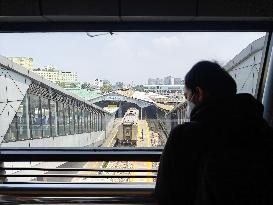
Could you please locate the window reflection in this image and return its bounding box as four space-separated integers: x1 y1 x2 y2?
83 110 87 133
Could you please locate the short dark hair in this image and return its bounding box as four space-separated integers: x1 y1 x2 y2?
185 61 237 98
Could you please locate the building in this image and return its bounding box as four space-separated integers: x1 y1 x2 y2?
8 58 78 84
148 78 164 85
143 84 184 95
1 53 113 150
33 65 78 83
156 78 164 85
164 76 175 85
93 78 103 88
174 78 183 85
148 78 156 85
8 57 34 70
148 76 182 85
65 88 101 100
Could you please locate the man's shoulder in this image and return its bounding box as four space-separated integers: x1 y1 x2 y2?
170 122 205 135
168 122 206 145
165 122 207 152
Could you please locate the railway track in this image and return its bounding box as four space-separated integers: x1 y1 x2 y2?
75 118 161 183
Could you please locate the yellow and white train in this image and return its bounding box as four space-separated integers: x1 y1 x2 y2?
116 108 139 146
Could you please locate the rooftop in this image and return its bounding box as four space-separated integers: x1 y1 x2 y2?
65 88 101 101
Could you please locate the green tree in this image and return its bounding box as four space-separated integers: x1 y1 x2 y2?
69 83 78 88
133 85 145 92
81 82 91 89
100 84 113 93
56 81 66 88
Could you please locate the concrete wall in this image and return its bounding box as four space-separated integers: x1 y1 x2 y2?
104 113 115 138
1 131 106 148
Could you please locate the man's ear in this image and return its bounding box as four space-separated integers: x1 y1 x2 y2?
194 86 205 105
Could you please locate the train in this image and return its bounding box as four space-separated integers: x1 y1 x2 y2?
116 108 139 146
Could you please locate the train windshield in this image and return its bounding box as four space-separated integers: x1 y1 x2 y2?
0 32 266 183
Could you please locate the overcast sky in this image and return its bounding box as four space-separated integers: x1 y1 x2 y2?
0 32 265 84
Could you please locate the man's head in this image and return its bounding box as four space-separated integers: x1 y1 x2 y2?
184 61 237 107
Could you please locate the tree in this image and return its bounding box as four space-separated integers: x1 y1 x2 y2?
56 81 66 88
133 85 145 92
56 81 79 88
100 84 113 93
81 82 91 89
68 83 78 88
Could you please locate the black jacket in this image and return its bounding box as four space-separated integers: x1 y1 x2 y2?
155 93 273 205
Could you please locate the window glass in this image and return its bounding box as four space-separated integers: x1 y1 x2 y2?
0 32 268 184
82 110 86 133
101 113 103 131
87 111 91 133
94 112 97 132
17 96 29 140
50 100 57 137
57 102 65 136
41 97 50 137
74 107 79 134
91 111 94 132
64 104 70 135
29 94 42 139
87 110 90 132
0 32 266 150
69 105 75 135
78 109 83 134
99 113 101 131
4 116 17 142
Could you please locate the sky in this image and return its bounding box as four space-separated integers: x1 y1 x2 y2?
0 32 266 85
